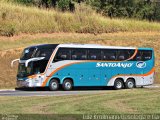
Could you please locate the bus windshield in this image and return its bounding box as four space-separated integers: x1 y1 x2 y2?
17 63 32 77
20 45 57 60
17 60 48 77
20 47 37 60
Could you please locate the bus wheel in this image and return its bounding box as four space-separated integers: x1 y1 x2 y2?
62 79 73 91
114 79 124 90
49 79 59 91
125 79 135 89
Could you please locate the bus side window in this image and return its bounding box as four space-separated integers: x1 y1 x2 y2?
134 51 142 61
35 48 53 59
117 49 133 61
142 50 152 61
54 48 71 61
71 49 87 60
133 50 152 61
102 49 116 61
88 49 101 60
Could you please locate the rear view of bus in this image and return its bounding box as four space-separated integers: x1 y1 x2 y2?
12 44 155 90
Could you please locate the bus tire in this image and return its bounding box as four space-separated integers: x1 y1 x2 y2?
125 79 135 89
114 79 124 90
49 79 59 91
62 79 73 91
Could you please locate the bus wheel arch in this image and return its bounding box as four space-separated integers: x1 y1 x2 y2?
125 78 136 89
114 78 124 90
48 77 60 91
62 78 74 91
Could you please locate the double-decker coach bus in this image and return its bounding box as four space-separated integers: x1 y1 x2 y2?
11 44 155 90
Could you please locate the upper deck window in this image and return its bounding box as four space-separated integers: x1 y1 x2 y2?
133 50 152 61
53 47 153 62
117 49 134 61
71 49 87 60
102 49 117 61
20 44 58 60
35 48 54 59
20 47 36 60
54 48 71 61
88 49 101 60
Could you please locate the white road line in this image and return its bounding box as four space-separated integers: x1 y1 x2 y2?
144 84 160 88
0 89 15 91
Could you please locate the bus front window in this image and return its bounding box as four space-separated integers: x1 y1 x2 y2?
17 60 48 78
17 63 32 77
20 47 37 60
18 44 58 78
31 60 48 74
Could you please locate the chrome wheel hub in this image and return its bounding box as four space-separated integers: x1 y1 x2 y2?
128 81 134 88
51 82 58 89
116 81 122 89
65 82 71 89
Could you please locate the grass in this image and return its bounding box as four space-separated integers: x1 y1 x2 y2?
0 1 160 36
0 32 160 88
0 88 160 115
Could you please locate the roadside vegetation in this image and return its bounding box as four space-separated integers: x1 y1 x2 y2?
6 0 160 22
0 0 160 36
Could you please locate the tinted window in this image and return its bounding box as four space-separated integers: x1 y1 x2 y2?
71 49 87 60
35 48 54 59
31 60 48 74
54 48 71 61
133 50 152 61
20 47 36 60
88 49 101 60
102 49 117 60
142 50 152 60
117 49 134 61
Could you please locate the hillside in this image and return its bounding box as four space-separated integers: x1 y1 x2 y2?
0 1 160 36
0 32 160 88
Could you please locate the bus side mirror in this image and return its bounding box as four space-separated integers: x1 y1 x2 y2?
11 59 20 68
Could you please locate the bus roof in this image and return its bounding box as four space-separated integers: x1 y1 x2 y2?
27 44 153 50
26 44 58 49
138 47 153 50
58 44 136 49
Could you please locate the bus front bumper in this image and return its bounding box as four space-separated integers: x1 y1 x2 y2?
17 80 30 88
17 79 43 88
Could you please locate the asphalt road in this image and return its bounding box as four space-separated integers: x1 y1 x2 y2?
0 87 113 96
0 85 159 96
0 90 108 96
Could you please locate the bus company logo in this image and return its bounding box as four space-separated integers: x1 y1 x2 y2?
96 62 133 68
136 61 146 68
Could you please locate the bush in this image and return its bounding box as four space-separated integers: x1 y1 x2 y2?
0 21 16 37
57 0 70 11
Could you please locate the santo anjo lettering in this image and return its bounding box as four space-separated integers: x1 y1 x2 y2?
96 62 133 68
